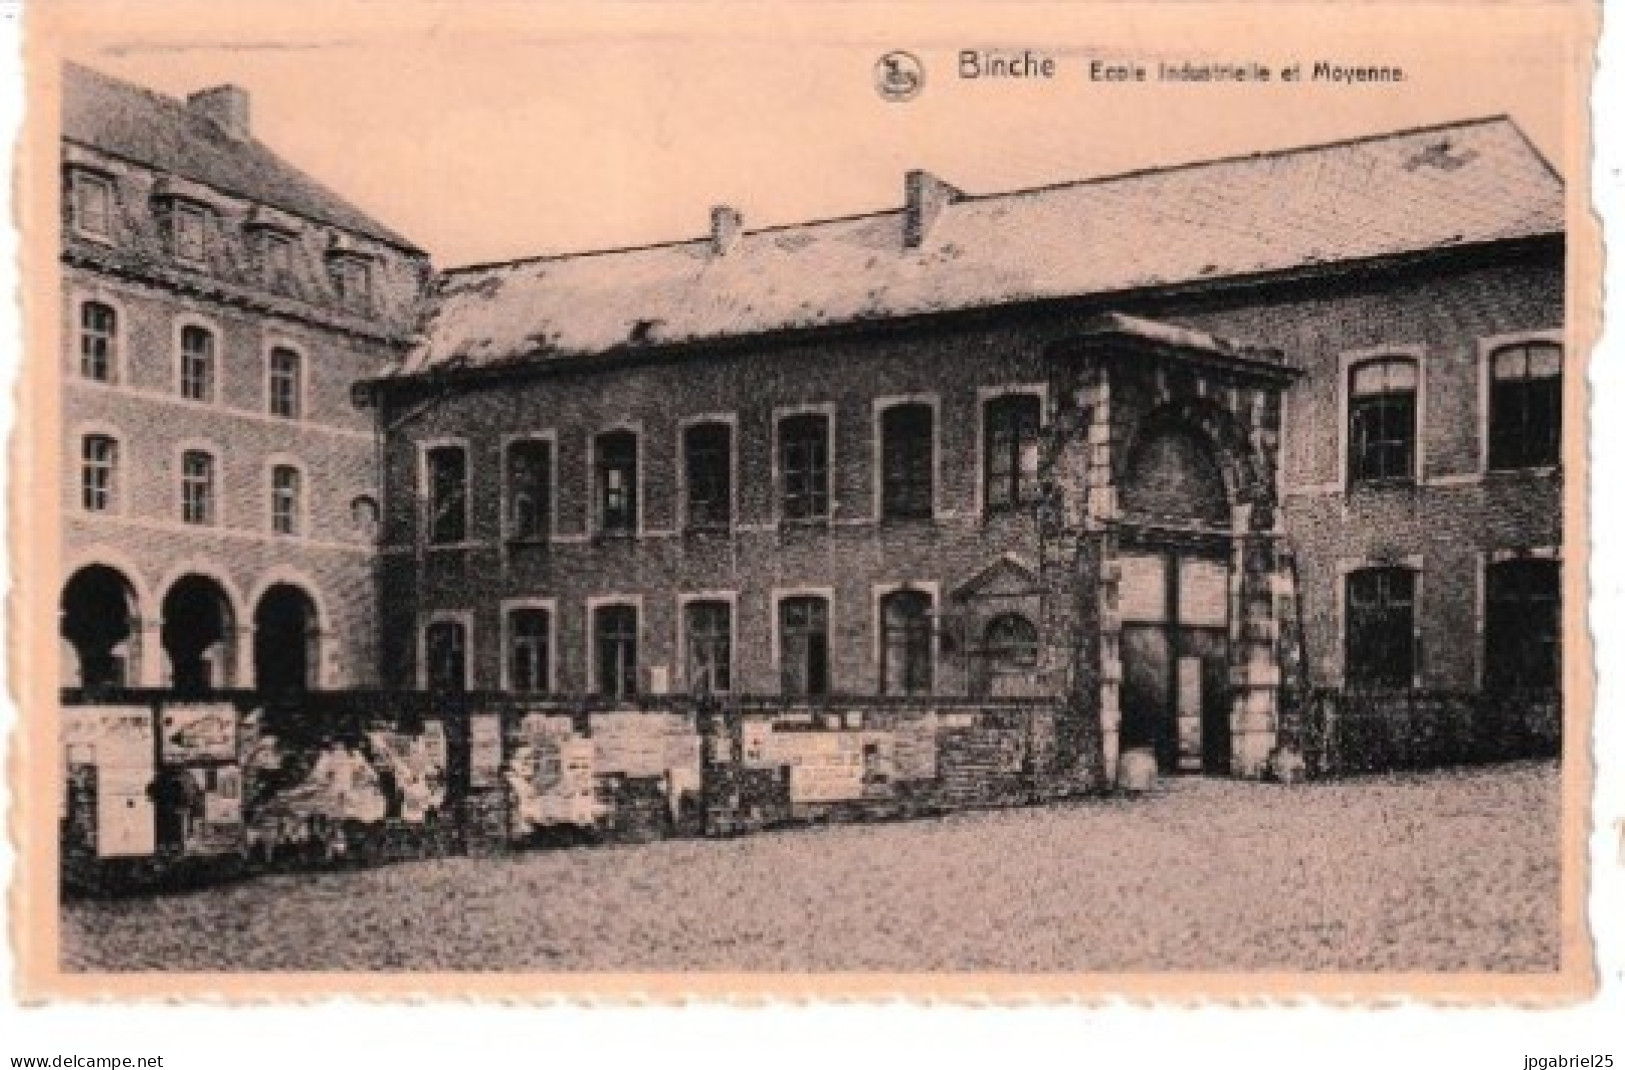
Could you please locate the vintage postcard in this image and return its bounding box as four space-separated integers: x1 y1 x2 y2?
8 0 1603 1001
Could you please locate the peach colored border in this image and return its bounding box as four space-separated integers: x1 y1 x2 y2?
11 0 1601 1002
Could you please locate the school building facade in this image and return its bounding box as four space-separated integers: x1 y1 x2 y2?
364 116 1565 777
58 63 430 694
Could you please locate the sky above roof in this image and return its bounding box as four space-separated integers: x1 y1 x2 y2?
57 2 1578 269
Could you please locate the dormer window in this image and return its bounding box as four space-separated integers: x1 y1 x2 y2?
326 252 372 314
71 171 113 240
163 201 210 264
262 232 294 287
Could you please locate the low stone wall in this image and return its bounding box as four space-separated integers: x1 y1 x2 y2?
58 692 1088 893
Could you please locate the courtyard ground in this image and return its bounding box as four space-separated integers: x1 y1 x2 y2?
60 760 1561 973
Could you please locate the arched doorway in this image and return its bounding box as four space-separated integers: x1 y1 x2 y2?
254 583 319 695
161 575 236 694
1116 417 1234 774
61 565 140 689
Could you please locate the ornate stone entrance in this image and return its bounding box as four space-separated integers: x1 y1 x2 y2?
1038 314 1301 781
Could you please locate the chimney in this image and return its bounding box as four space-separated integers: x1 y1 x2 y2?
710 204 743 256
187 85 251 141
904 170 961 249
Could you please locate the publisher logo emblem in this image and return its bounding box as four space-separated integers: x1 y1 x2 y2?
875 51 924 102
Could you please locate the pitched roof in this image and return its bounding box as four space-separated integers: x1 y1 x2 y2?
404 115 1561 376
63 62 422 254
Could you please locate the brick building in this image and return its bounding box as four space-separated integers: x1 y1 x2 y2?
59 64 429 693
369 116 1564 778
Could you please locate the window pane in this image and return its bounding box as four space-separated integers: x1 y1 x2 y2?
685 424 732 528
1489 343 1562 470
1345 568 1415 687
507 440 551 539
81 435 116 512
427 446 467 544
75 176 111 235
881 405 933 520
985 394 1041 511
780 414 830 521
269 349 301 418
596 432 638 533
426 621 467 692
508 609 551 693
181 450 214 525
271 466 300 535
1527 343 1562 379
881 590 933 695
80 303 115 382
780 596 830 696
595 605 638 698
685 600 732 693
1485 560 1559 688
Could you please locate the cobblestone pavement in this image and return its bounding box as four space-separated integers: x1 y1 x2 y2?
61 761 1561 973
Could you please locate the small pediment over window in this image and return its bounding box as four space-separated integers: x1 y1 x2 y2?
953 553 1040 603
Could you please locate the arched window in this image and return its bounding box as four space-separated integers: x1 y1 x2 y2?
779 413 830 522
1488 341 1561 470
180 450 216 525
424 618 468 693
80 434 118 513
271 465 302 536
79 302 117 382
684 423 732 529
880 588 934 696
881 403 934 520
505 439 552 541
779 595 830 697
984 613 1039 670
179 325 216 402
984 393 1042 513
268 347 302 419
1344 566 1416 688
595 430 638 535
684 600 732 694
593 604 639 698
1348 357 1418 484
507 607 551 694
1485 559 1559 689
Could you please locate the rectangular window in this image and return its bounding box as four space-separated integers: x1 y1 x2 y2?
425 619 468 692
506 439 552 541
271 465 301 536
181 450 215 526
179 326 215 402
596 431 638 535
81 435 117 512
1485 560 1559 689
261 232 294 286
594 604 639 699
881 404 934 520
269 348 301 419
171 203 208 263
779 413 830 522
328 255 372 313
880 589 934 695
425 445 468 545
73 173 112 238
1348 358 1418 484
984 394 1042 512
507 608 552 694
684 423 732 529
80 302 116 382
1344 567 1416 688
779 595 831 697
684 600 733 694
1488 342 1561 470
